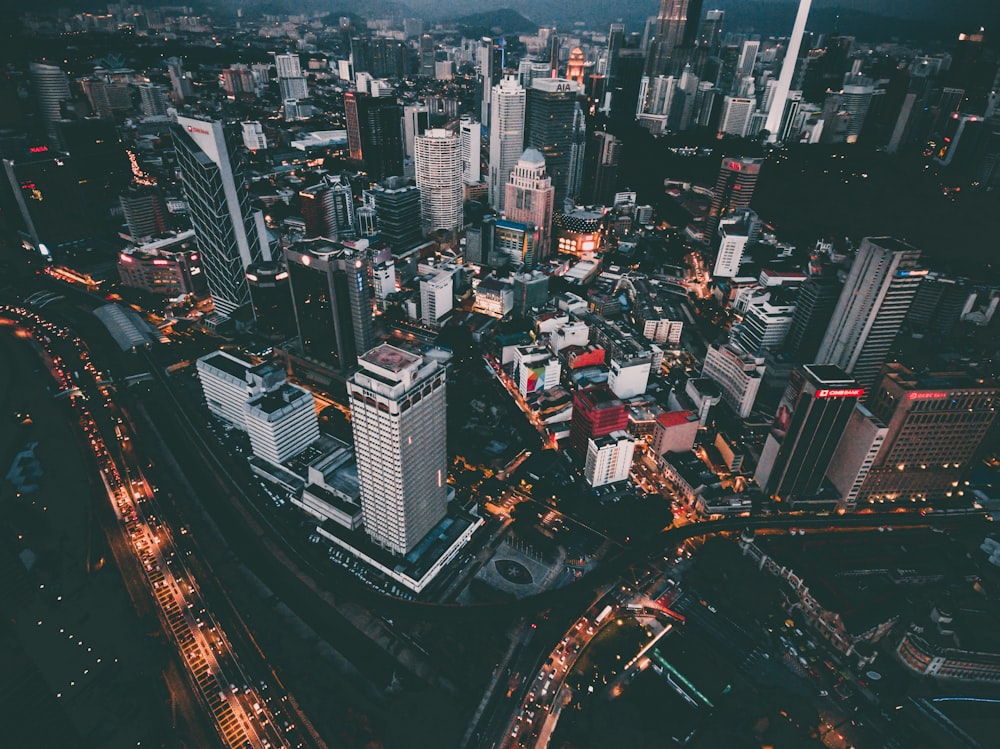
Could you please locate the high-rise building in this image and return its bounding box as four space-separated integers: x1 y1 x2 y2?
402 103 429 163
275 53 308 101
713 212 750 277
300 175 355 240
172 115 271 316
245 261 295 340
754 364 861 508
241 121 267 151
856 363 999 507
29 62 71 142
705 155 762 241
569 386 628 457
699 9 724 54
459 116 481 185
581 130 621 206
370 176 423 251
815 237 924 395
736 40 759 80
825 403 887 511
584 431 635 487
511 269 549 316
488 76 526 211
137 83 169 117
120 186 169 241
764 0 812 142
525 78 586 208
785 260 843 362
284 238 376 373
419 270 453 326
419 34 437 78
717 96 755 137
348 344 448 555
503 149 555 262
605 23 626 87
414 128 463 233
701 340 764 418
646 0 704 77
165 57 192 102
732 283 800 354
344 91 404 182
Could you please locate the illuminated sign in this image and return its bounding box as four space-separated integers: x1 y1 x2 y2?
275 271 289 281
727 161 742 171
119 253 134 263
20 181 36 190
152 259 170 266
896 269 929 277
815 388 864 399
29 145 49 153
187 125 210 135
908 391 948 400
554 83 573 92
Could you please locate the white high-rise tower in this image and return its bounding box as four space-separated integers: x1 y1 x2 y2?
348 344 448 555
488 76 526 212
414 128 463 232
764 0 812 143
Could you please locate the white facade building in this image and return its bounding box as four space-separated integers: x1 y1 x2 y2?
514 344 562 396
414 128 463 232
196 351 252 427
420 270 454 326
608 356 652 399
459 115 481 185
241 121 267 151
488 76 526 211
718 96 755 138
714 215 750 278
585 431 635 487
701 341 764 418
348 345 448 555
243 384 319 465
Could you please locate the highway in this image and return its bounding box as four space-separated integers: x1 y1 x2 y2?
0 303 315 749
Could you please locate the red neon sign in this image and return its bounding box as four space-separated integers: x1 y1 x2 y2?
815 388 864 399
29 145 49 153
728 161 742 171
908 391 948 400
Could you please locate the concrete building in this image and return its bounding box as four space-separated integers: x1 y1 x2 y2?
196 351 255 428
415 128 463 233
244 384 320 466
347 345 448 555
419 270 454 326
608 355 652 399
459 115 481 185
117 230 202 296
515 344 562 396
718 96 755 137
652 410 700 455
701 341 764 418
488 76 526 211
706 156 762 241
584 430 635 487
714 213 751 278
764 0 813 142
503 149 555 262
825 403 887 511
569 386 628 456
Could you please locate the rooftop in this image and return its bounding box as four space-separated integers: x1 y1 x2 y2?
360 343 420 373
198 350 252 380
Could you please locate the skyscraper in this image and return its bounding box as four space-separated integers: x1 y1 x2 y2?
855 363 999 507
525 78 586 209
348 344 448 555
459 116 481 185
764 0 812 142
414 128 463 233
344 91 404 182
120 186 169 241
284 238 376 373
705 155 762 241
816 237 924 395
299 175 355 240
785 259 843 362
370 177 423 251
754 364 862 508
172 115 271 316
646 0 704 77
581 130 621 206
488 76 526 212
503 149 555 261
29 62 72 143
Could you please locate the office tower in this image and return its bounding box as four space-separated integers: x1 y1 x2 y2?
816 237 923 395
222 65 258 99
285 239 376 372
525 78 585 208
196 351 256 427
503 149 555 262
371 177 423 251
120 186 169 241
459 116 481 185
581 130 621 206
245 261 295 340
419 270 453 326
371 38 408 80
419 35 436 78
414 128 462 233
585 431 635 487
350 36 373 74
701 340 764 418
566 48 586 85
699 10 724 54
488 76 526 211
276 53 309 101
785 267 842 364
754 364 861 507
643 74 678 116
493 220 539 266
736 40 759 80
569 386 628 457
137 83 169 117
646 0 704 77
764 0 812 142
713 213 750 277
606 23 626 87
856 364 999 506
717 96 754 137
906 272 971 338
705 155 762 240
77 77 113 119
732 283 800 354
244 383 320 466
242 121 267 151
465 215 496 265
29 62 71 142
118 232 203 296
3 153 93 256
825 403 887 510
348 344 448 555
511 269 549 316
299 175 355 240
344 91 404 182
548 33 562 76
165 57 192 102
402 103 429 162
372 251 396 310
478 37 500 125
609 49 647 122
172 115 271 316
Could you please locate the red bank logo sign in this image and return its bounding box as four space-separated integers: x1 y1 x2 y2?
815 388 864 399
908 391 948 400
187 125 210 135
